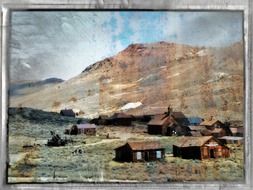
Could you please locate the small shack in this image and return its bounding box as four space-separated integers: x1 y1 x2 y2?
173 136 230 160
65 124 96 135
115 141 165 162
108 112 133 126
60 109 75 117
76 124 96 135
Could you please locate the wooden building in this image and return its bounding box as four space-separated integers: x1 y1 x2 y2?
147 114 189 136
108 112 133 126
200 117 223 130
76 124 96 135
173 136 230 160
115 141 165 162
200 128 227 138
60 109 75 117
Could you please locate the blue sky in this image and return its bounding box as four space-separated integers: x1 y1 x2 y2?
10 11 243 81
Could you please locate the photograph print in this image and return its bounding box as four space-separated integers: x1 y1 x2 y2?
7 10 244 183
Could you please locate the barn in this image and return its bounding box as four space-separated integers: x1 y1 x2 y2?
60 109 75 117
115 141 165 162
173 136 230 160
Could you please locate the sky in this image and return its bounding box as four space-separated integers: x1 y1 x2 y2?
9 11 243 81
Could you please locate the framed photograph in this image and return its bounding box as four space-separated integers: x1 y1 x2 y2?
1 0 252 189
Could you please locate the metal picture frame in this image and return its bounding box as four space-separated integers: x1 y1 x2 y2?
1 0 252 189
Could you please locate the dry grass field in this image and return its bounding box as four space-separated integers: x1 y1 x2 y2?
7 108 244 183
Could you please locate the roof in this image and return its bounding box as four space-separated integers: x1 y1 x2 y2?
211 128 224 133
77 124 96 129
190 131 202 137
116 141 163 151
218 136 244 140
147 114 174 126
200 118 222 126
60 109 75 116
173 136 216 147
188 125 205 131
200 128 224 136
172 112 186 119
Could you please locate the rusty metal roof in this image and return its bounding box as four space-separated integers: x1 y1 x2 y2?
173 136 215 147
147 114 175 126
116 141 163 151
127 141 163 150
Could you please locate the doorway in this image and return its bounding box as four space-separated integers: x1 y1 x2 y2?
210 149 215 158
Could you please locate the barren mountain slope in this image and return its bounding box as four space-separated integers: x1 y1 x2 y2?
10 41 243 120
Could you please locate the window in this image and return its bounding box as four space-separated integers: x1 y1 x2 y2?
136 152 142 160
156 151 161 158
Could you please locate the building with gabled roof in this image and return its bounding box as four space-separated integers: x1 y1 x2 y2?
114 141 165 162
147 114 190 136
60 109 75 117
200 117 223 130
173 136 230 160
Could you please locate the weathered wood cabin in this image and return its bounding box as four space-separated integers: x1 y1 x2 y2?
200 117 223 130
60 109 75 117
76 124 96 135
189 123 229 138
115 141 165 162
108 112 133 126
173 136 230 160
147 114 189 136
